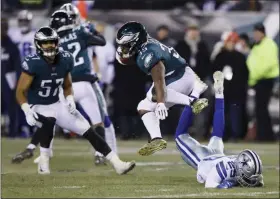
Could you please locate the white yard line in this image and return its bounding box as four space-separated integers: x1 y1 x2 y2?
54 185 86 189
141 191 279 198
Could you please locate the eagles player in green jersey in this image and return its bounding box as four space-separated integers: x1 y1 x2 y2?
50 9 117 165
14 26 135 175
60 4 118 165
116 22 208 156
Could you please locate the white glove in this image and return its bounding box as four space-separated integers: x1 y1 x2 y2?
155 102 168 120
66 95 76 114
21 103 38 126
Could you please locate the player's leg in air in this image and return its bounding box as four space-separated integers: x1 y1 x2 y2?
137 68 208 156
175 71 225 169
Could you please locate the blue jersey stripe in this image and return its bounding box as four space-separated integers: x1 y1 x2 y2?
176 141 198 167
219 161 227 178
177 137 201 162
216 163 225 181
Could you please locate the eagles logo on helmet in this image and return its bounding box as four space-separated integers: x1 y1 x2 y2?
34 26 59 61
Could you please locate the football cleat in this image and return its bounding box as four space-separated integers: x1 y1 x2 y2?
114 161 136 175
138 138 167 156
191 98 209 114
11 148 34 164
213 71 224 95
95 155 107 166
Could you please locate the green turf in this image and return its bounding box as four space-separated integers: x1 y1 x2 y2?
1 138 279 198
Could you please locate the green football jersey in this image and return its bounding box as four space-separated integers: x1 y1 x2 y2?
21 51 74 105
59 24 95 77
136 38 187 84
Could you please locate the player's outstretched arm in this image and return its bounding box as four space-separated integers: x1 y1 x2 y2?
151 61 168 120
151 61 166 103
63 73 74 97
63 72 77 114
16 72 34 106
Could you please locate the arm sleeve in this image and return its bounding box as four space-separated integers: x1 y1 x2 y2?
137 49 162 74
21 59 35 76
82 23 106 47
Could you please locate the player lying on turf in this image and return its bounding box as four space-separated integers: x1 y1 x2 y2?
14 26 135 175
175 71 264 188
115 21 208 156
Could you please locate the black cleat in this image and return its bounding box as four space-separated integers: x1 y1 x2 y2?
94 155 107 166
11 149 34 164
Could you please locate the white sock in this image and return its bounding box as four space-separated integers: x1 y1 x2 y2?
95 151 103 157
40 147 49 156
190 89 201 99
27 144 36 150
215 93 224 99
105 124 118 154
141 112 162 139
49 139 54 157
105 151 122 166
166 88 193 105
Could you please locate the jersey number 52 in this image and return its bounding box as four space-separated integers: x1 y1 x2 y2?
60 42 85 67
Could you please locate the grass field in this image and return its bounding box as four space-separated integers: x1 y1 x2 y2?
1 138 279 198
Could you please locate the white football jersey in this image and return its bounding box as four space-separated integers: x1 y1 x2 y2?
95 42 115 84
8 28 36 61
197 155 236 188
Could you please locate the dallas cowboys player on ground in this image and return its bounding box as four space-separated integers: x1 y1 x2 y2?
116 21 208 156
175 71 264 188
15 26 135 175
60 3 118 165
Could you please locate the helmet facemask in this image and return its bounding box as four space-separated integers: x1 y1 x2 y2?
117 41 138 58
34 27 59 62
234 149 263 187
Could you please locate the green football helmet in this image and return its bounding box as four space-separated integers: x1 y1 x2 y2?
116 21 148 58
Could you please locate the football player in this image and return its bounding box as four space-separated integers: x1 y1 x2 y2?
14 26 135 175
116 21 208 156
175 71 264 188
60 3 118 165
9 10 36 63
8 10 36 137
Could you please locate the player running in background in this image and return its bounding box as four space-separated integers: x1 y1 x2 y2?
175 71 264 188
116 21 208 156
8 10 36 137
60 3 118 165
14 26 135 175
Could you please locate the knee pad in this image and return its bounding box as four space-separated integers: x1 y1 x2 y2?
137 98 156 112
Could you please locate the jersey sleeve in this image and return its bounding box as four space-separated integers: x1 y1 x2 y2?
137 47 163 74
79 23 106 47
21 58 36 76
204 165 223 188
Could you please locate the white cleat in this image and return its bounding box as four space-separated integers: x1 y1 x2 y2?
193 74 208 96
213 71 224 95
38 154 50 175
114 161 136 175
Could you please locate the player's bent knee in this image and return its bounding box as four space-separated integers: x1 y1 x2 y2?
137 99 156 116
